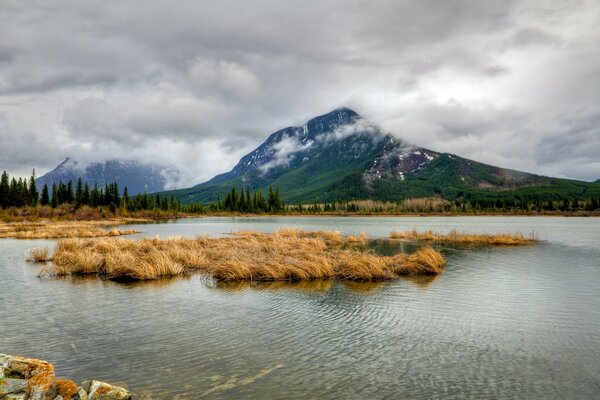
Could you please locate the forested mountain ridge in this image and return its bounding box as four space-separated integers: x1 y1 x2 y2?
164 108 600 204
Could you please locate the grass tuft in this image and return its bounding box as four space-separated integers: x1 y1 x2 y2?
26 247 50 262
0 220 140 239
390 229 538 245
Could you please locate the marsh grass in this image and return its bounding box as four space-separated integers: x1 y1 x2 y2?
26 247 50 262
389 229 538 245
0 220 140 239
37 229 445 282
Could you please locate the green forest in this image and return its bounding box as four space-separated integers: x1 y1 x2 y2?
1 170 599 215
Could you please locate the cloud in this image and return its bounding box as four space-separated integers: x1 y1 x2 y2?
259 134 312 173
0 0 599 184
319 119 384 144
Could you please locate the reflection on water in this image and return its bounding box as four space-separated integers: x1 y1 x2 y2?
2 217 600 399
206 278 334 293
398 273 441 288
340 280 387 293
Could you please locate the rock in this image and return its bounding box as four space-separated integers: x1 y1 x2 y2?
56 379 78 400
80 380 92 394
26 370 57 400
75 387 89 400
84 380 132 400
54 396 64 400
0 378 28 395
2 393 27 399
1 353 10 380
6 355 54 379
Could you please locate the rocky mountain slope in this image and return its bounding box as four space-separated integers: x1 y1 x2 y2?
37 159 180 195
166 108 600 203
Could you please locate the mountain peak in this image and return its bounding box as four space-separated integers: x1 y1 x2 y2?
37 158 182 194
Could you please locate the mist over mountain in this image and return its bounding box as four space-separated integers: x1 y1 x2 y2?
36 159 181 195
165 108 600 204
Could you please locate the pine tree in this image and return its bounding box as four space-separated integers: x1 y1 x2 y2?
40 184 50 206
51 183 58 208
122 187 129 209
66 180 74 203
83 182 90 205
0 171 9 208
75 178 83 207
28 175 38 206
267 186 275 212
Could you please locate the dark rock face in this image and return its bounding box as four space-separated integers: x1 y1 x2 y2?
36 159 181 195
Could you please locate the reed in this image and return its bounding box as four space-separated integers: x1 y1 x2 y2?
0 220 140 239
26 247 50 262
37 229 446 282
389 229 538 245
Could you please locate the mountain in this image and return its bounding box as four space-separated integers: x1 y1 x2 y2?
37 159 180 195
166 108 600 203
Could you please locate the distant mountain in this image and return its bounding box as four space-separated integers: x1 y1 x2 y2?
165 108 600 203
37 159 180 195
595 179 600 184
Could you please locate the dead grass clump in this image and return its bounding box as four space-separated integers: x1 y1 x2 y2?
39 230 447 282
26 247 50 262
390 229 538 245
0 220 140 239
388 247 447 275
346 232 368 243
332 250 395 281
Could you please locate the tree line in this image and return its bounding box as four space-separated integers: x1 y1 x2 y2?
1 169 599 214
0 170 287 214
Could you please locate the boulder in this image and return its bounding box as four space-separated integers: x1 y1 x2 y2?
75 386 89 400
2 393 27 399
1 353 10 380
82 380 132 400
56 379 79 400
26 370 57 400
0 378 28 396
6 355 54 379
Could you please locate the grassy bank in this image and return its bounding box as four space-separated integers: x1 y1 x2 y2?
30 229 446 281
2 204 599 225
0 220 140 239
390 229 538 245
0 204 184 223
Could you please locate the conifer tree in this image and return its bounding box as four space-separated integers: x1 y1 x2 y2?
122 187 129 209
51 183 58 208
75 178 83 207
40 184 50 206
83 182 90 205
0 171 9 208
28 175 38 206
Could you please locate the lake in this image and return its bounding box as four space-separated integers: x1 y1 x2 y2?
1 216 599 399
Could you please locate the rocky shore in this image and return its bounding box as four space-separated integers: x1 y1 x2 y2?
0 354 131 400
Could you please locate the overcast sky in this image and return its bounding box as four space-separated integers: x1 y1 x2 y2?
1 0 599 186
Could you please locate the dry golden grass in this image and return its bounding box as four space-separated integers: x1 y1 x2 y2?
0 219 140 239
346 232 368 243
390 229 538 245
26 247 50 262
37 229 446 282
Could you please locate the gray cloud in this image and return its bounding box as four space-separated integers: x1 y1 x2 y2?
0 0 599 184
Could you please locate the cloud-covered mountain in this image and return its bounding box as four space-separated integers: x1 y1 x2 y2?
36 159 181 195
167 108 600 204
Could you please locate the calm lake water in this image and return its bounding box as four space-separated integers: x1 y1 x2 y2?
1 216 599 399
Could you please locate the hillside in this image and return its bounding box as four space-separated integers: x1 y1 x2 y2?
165 108 600 204
37 159 180 195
